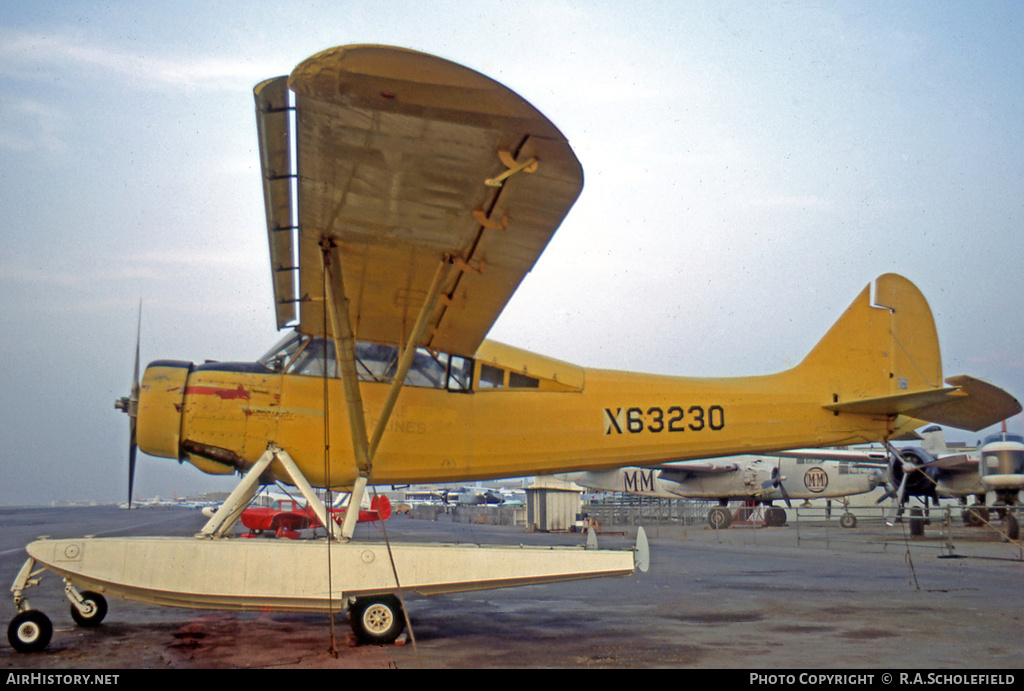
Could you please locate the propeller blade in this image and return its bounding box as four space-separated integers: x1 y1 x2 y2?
885 471 909 526
115 301 143 508
131 301 141 400
128 419 138 509
778 477 792 509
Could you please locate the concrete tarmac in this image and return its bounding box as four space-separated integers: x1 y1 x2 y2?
1 505 1021 669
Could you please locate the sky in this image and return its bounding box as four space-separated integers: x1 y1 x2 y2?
1 1 1022 505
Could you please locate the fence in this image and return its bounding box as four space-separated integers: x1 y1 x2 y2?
583 495 713 527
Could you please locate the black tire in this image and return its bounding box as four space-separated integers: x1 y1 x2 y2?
764 507 786 527
839 513 857 529
8 610 52 653
963 506 989 527
707 507 732 529
909 508 925 537
350 595 405 645
1003 513 1020 541
70 591 107 627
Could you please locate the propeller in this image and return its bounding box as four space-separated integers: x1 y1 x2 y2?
882 445 912 526
761 462 792 508
114 302 141 508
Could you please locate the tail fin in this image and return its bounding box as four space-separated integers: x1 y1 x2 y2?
919 425 950 455
795 274 1020 431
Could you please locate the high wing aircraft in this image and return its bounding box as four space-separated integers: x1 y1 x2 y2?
9 44 1021 653
567 452 884 529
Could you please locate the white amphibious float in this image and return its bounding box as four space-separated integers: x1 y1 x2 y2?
9 447 647 652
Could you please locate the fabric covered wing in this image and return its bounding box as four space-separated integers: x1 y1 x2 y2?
256 45 583 356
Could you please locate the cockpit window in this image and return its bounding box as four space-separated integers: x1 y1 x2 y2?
258 331 473 391
982 432 1024 445
258 331 311 372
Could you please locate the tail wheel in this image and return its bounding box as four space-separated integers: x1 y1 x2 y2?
8 610 52 653
70 591 108 627
350 595 406 645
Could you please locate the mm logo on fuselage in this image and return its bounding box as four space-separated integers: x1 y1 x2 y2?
623 469 656 494
803 466 829 493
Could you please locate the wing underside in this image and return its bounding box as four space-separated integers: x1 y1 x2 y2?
255 45 584 357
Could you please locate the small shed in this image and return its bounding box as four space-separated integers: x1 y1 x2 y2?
526 476 583 532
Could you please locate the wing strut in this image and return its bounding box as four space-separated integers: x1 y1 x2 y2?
320 237 455 540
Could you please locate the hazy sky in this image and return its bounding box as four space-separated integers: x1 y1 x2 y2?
2 2 1022 505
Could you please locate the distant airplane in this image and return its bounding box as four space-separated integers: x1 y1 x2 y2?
567 451 883 528
880 425 1021 538
755 425 1023 539
236 489 390 539
443 486 526 506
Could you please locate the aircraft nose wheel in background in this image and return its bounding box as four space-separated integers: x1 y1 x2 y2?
8 610 53 654
1001 512 1019 541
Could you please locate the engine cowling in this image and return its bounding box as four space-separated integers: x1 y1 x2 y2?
889 447 939 500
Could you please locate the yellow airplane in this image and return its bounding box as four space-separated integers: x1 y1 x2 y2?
125 45 1018 498
10 44 1021 653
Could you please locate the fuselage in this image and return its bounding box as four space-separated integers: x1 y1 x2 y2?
135 331 896 489
570 457 882 503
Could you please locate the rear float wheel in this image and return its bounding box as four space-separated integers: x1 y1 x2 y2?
350 595 405 645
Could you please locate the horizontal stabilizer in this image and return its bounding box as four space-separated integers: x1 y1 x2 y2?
825 375 1021 432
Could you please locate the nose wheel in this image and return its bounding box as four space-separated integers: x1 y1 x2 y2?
8 558 111 653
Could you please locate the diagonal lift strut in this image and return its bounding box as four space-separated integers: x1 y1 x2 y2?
320 237 455 540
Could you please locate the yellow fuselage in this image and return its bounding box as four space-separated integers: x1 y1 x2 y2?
137 339 894 489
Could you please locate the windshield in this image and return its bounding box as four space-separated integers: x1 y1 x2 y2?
982 432 1024 445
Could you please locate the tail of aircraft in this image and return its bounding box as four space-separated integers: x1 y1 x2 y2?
789 273 1020 432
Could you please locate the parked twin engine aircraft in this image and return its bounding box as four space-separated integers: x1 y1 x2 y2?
805 425 1024 538
568 452 884 528
9 44 1022 653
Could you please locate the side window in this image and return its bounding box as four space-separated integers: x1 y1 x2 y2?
447 356 473 392
355 342 399 382
479 363 504 389
509 371 539 388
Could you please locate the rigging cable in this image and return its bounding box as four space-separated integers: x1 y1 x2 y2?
321 269 339 656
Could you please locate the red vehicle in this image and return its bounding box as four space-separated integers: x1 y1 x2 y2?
240 494 391 539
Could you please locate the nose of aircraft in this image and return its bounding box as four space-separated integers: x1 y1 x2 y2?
114 356 191 507
134 360 191 460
